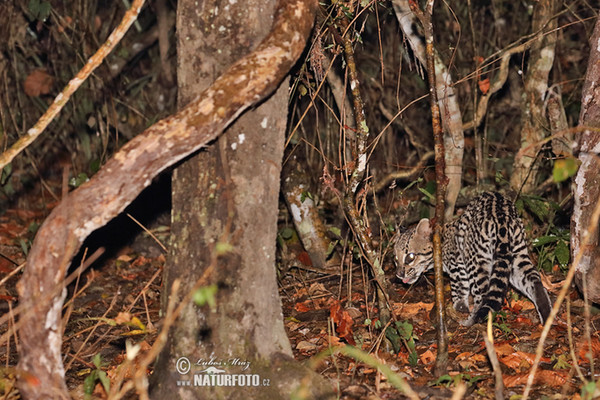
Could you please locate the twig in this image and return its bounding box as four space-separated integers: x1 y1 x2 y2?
338 9 390 324
566 299 586 383
484 313 504 400
408 0 449 376
126 213 168 252
0 0 146 172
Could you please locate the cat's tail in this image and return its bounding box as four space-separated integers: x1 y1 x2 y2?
510 229 552 325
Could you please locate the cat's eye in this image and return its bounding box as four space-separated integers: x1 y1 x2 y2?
404 253 415 264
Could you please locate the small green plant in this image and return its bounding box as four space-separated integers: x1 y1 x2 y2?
492 311 512 336
429 373 482 388
385 320 418 367
532 228 570 272
83 354 110 399
551 354 571 370
516 194 571 272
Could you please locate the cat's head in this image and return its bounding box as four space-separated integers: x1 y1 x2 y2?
393 218 434 284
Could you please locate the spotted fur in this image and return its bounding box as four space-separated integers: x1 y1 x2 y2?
394 192 552 326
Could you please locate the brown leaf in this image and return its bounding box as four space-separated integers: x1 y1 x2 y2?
503 369 568 388
419 349 436 365
114 312 132 324
23 69 54 97
294 301 311 313
296 251 312 266
393 301 434 318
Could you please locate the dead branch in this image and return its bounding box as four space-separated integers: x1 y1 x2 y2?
339 8 391 325
15 0 317 398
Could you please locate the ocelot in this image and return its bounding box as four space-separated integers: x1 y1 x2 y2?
394 192 552 326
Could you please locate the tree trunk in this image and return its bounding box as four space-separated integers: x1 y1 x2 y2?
150 0 332 398
572 14 600 303
510 0 557 193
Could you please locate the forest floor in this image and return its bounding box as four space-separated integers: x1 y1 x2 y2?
0 176 599 399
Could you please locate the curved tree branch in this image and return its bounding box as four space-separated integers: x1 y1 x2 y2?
15 0 317 398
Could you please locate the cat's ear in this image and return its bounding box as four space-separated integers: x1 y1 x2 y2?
416 218 432 237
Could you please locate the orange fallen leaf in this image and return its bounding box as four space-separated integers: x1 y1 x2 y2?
393 301 434 318
500 353 530 370
500 351 551 370
329 301 355 345
503 369 568 388
494 341 515 357
294 301 311 312
420 349 436 365
24 69 54 97
577 337 600 363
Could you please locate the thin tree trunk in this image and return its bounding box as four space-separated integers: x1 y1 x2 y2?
510 0 557 193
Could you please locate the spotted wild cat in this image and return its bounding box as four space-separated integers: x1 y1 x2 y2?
394 192 552 326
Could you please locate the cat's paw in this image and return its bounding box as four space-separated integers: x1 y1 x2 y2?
453 300 469 314
459 316 477 327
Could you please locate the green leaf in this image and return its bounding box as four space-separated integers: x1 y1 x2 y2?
429 374 453 387
532 235 560 247
418 187 435 202
92 353 103 368
83 370 97 397
395 320 413 340
69 172 89 188
554 240 570 268
300 191 313 203
90 159 101 173
521 196 550 221
581 380 598 399
193 284 218 308
552 354 570 370
97 370 110 393
328 226 342 238
37 1 51 21
326 240 338 257
384 325 402 354
279 227 295 240
553 157 580 183
1 163 12 185
408 348 419 367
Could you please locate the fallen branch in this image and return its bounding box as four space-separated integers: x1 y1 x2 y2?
15 0 317 398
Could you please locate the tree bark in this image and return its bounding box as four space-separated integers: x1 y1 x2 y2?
15 0 317 398
510 0 557 193
150 0 332 398
572 14 600 303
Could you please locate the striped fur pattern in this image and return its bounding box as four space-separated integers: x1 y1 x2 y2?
394 192 552 326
